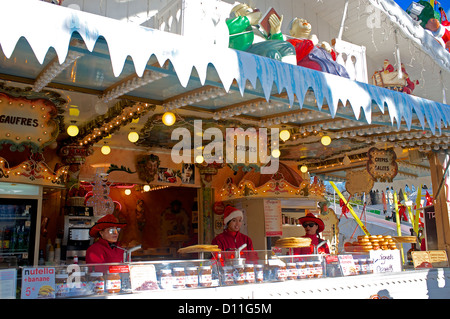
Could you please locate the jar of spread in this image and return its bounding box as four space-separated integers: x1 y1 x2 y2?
306 262 315 279
314 262 323 278
199 266 212 287
89 272 105 295
160 269 173 289
276 264 287 281
287 263 297 280
223 266 234 285
255 264 264 283
69 272 88 296
354 259 361 274
244 264 255 284
360 259 368 274
185 267 199 288
367 259 374 274
55 274 69 298
296 262 307 279
173 267 186 289
234 264 245 285
106 271 121 294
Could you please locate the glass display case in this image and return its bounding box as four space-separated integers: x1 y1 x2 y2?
1 249 391 299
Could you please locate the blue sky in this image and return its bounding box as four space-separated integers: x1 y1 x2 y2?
393 0 449 12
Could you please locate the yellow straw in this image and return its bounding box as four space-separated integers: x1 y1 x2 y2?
394 192 405 264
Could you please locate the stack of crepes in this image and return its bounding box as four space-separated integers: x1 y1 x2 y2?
275 237 312 248
392 236 417 243
178 244 221 254
345 235 398 252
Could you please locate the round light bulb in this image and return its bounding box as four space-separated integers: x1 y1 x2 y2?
321 135 331 146
101 145 111 155
279 130 290 142
128 131 139 143
143 185 150 192
67 125 79 137
271 149 281 158
300 165 308 173
124 189 131 195
162 112 176 126
195 155 204 164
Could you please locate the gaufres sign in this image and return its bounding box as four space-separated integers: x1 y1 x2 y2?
0 92 59 151
366 147 398 182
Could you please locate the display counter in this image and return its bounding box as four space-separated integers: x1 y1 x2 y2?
2 250 450 299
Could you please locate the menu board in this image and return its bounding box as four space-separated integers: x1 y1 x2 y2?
21 267 56 299
370 250 402 273
264 200 282 237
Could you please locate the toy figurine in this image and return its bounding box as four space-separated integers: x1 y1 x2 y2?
372 59 418 94
226 3 296 64
407 1 450 51
287 18 350 78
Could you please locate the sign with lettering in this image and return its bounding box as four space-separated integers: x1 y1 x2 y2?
366 147 398 182
412 250 449 268
423 205 438 250
0 92 60 151
264 199 282 237
21 267 56 299
370 250 402 273
338 254 358 276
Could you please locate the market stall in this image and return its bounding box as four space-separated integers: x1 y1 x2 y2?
0 0 449 299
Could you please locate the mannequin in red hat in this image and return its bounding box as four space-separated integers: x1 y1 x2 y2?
86 214 127 264
293 213 330 255
212 205 254 253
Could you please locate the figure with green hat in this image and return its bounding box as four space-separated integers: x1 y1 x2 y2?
407 1 449 51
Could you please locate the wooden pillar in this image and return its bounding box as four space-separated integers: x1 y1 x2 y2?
427 152 450 255
196 162 224 244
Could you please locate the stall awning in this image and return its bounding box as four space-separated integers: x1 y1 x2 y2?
0 0 449 135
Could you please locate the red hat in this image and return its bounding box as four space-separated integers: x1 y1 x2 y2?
89 214 126 237
299 213 325 233
223 206 243 225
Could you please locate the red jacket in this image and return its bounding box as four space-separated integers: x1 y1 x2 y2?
212 230 254 251
212 230 256 263
86 238 124 264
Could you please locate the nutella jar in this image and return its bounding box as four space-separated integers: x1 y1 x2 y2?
367 259 374 274
255 264 264 283
244 264 255 284
360 259 368 274
160 269 173 289
70 272 88 296
185 267 199 288
296 262 307 279
355 259 361 274
199 266 212 287
55 274 69 298
223 266 234 285
276 264 287 281
234 265 245 285
306 262 315 279
314 262 323 278
287 263 297 280
106 271 121 294
173 267 186 289
89 272 105 295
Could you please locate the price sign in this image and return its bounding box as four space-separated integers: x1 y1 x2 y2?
370 250 402 273
21 267 56 299
338 255 358 276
